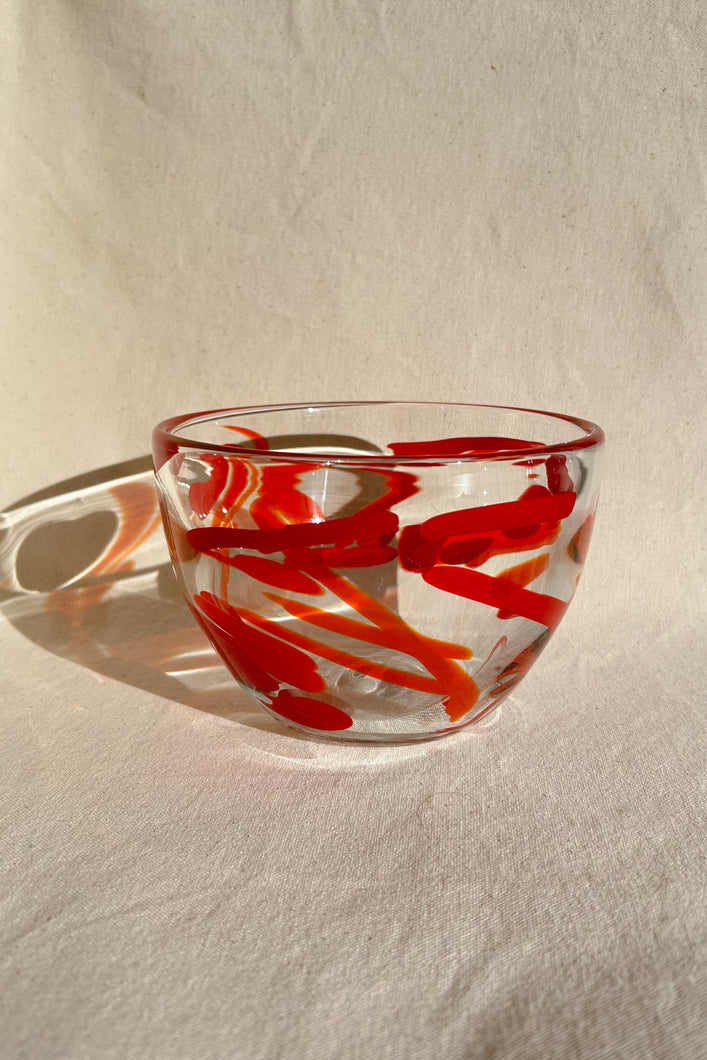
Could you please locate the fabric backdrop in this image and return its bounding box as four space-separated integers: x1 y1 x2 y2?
2 2 705 1058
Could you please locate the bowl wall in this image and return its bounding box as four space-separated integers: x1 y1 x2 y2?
153 403 603 741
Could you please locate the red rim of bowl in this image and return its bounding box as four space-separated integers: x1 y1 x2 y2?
153 401 604 467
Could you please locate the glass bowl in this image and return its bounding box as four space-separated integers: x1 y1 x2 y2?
152 402 603 742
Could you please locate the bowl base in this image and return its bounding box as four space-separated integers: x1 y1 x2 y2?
262 703 503 745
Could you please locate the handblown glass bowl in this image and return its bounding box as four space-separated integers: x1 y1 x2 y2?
152 403 603 742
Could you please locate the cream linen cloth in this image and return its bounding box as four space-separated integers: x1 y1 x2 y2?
1 2 705 1058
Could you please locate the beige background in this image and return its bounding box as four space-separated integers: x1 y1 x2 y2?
2 2 705 1058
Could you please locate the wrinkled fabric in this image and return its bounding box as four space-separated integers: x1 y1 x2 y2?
1 2 705 1057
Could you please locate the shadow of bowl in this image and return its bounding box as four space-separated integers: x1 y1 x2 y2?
0 458 263 723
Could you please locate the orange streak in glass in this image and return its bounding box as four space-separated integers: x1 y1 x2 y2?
237 608 443 695
264 591 470 661
497 553 549 586
221 425 268 444
312 571 479 722
212 459 259 527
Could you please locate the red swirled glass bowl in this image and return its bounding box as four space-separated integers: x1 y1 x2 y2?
152 402 603 742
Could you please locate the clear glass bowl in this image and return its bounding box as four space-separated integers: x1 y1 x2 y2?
152 402 603 742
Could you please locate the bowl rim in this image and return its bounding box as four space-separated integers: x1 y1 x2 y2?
153 401 604 467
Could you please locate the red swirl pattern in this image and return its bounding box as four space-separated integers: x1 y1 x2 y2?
162 430 584 733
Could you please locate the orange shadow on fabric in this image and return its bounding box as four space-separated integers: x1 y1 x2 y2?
0 458 250 719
